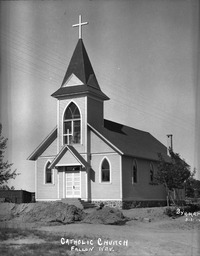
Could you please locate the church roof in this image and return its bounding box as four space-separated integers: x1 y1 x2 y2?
28 120 168 162
89 120 168 161
27 127 57 161
51 39 109 101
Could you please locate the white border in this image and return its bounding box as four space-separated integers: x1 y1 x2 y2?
57 100 59 153
57 170 59 199
63 171 65 198
119 155 122 199
35 161 37 200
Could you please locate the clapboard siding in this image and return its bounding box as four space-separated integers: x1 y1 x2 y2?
122 156 166 200
90 130 115 154
90 153 121 200
36 157 58 199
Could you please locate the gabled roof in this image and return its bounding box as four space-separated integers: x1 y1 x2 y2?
51 39 109 101
89 120 168 161
49 145 90 169
27 127 57 161
28 121 168 162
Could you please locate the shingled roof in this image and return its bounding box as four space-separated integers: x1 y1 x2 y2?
89 119 168 161
51 39 109 100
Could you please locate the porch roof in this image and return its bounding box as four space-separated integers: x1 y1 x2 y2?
49 145 90 169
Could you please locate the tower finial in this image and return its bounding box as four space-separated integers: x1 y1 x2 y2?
72 15 88 39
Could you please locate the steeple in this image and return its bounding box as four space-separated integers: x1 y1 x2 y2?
61 39 100 89
51 17 109 101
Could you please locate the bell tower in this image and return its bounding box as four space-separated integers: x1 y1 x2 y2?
51 15 109 152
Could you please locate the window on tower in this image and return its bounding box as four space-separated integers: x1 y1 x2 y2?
63 102 81 145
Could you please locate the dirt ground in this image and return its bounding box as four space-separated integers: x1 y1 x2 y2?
0 203 200 256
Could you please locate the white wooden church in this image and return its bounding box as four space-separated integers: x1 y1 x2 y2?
28 16 168 208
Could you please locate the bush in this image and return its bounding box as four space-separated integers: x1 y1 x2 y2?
164 204 200 218
164 207 177 217
183 203 200 213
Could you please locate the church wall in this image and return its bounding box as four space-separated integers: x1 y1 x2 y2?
36 157 58 200
90 130 116 154
58 97 87 153
122 156 166 203
87 97 103 127
40 139 57 157
90 153 121 200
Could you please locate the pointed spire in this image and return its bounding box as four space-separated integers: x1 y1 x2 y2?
52 16 109 101
61 39 100 90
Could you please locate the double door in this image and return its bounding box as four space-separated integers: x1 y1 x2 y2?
66 170 81 198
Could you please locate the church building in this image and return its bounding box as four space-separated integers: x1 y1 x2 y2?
28 16 168 208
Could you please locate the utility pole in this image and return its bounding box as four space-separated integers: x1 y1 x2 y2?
167 134 173 152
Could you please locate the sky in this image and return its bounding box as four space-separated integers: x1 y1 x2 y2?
0 0 199 192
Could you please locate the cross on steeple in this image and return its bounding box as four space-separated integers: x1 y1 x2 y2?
72 15 88 39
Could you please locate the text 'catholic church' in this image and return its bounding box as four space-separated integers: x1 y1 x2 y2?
28 16 169 208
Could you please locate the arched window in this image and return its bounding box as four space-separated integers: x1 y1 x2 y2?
150 163 154 183
63 102 81 144
101 158 110 182
132 160 137 184
45 161 52 184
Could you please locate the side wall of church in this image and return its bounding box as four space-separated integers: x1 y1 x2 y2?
122 156 167 204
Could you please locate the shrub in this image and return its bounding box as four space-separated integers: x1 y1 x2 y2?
164 207 177 217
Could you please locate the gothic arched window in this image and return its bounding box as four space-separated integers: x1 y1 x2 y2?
132 160 137 184
45 161 52 184
150 163 154 183
101 158 110 182
63 102 81 144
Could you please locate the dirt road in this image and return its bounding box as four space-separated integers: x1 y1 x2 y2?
0 204 199 255
38 218 200 256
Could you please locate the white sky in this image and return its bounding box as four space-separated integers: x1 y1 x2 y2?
0 0 199 191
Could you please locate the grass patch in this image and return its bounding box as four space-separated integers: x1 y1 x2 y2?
0 244 72 256
0 228 62 241
0 228 108 256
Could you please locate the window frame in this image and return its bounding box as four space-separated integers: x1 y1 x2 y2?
150 162 154 183
63 102 81 145
99 157 111 184
132 159 138 184
44 161 54 185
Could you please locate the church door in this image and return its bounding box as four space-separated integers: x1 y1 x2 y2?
66 170 81 198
